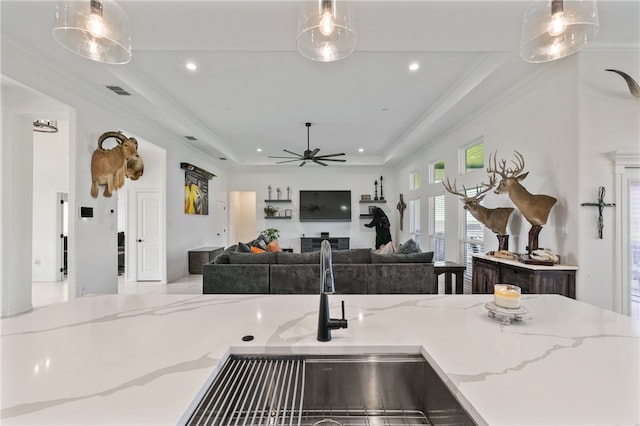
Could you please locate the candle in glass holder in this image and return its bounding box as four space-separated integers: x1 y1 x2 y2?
494 284 521 309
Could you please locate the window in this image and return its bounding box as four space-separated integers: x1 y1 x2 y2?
431 194 445 261
409 198 421 245
409 170 421 190
432 160 445 183
465 139 484 173
461 187 484 279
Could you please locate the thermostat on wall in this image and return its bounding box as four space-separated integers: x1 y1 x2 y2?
80 207 93 218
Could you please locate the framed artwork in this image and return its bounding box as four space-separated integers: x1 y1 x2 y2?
181 163 215 215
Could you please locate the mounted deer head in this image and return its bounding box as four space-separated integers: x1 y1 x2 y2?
443 174 514 235
487 151 557 226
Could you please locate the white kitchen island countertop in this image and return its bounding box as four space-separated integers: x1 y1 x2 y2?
1 294 638 425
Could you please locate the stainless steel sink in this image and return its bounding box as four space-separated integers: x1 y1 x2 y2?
184 354 474 426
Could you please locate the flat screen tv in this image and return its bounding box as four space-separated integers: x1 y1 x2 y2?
299 190 352 222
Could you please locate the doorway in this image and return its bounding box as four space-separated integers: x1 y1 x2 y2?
229 191 257 245
57 192 69 281
624 168 640 319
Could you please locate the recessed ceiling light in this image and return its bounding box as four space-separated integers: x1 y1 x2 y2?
185 62 197 71
358 148 364 153
409 62 420 71
257 148 262 152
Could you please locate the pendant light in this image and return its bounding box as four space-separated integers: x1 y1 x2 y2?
520 0 599 63
53 0 131 64
33 120 59 133
297 0 357 62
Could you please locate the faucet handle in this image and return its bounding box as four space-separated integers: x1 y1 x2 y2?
341 300 346 320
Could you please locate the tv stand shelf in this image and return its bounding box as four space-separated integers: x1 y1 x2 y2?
301 237 349 253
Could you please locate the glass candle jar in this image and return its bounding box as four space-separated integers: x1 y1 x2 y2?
494 284 521 309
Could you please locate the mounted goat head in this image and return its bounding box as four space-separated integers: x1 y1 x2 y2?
90 131 144 198
443 174 514 235
487 151 556 226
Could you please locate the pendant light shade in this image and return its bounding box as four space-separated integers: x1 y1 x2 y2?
297 0 357 62
53 0 131 64
520 0 599 63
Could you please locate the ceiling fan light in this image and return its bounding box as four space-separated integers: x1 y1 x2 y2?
520 0 599 63
53 0 131 64
297 0 357 62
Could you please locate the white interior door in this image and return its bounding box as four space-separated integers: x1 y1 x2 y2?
136 190 162 281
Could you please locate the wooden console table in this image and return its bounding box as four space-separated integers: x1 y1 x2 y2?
188 246 224 274
301 237 349 253
434 261 466 294
472 254 577 298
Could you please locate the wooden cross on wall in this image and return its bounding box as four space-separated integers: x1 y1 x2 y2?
581 186 615 239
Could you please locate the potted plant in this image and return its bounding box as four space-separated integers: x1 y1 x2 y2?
264 204 277 217
261 228 280 242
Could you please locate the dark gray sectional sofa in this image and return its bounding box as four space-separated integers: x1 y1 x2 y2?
202 248 435 294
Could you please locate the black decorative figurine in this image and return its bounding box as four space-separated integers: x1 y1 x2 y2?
379 176 385 201
374 180 379 201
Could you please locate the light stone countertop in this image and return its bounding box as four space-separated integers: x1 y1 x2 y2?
473 253 579 270
1 294 638 425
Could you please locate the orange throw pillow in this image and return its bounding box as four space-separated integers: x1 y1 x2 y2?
267 240 282 252
250 246 265 254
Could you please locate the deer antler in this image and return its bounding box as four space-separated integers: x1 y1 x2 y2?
444 175 496 202
443 177 466 198
473 173 497 199
487 151 526 178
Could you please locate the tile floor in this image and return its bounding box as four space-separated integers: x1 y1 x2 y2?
32 275 202 309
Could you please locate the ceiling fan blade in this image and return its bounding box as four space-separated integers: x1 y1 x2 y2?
276 159 304 164
313 159 329 166
269 155 301 159
315 158 346 162
299 161 307 167
309 148 320 157
283 149 302 157
315 152 346 158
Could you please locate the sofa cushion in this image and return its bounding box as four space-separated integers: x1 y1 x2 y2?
332 248 371 264
371 251 434 264
276 251 320 264
228 251 277 264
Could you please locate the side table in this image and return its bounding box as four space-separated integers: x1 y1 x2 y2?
189 246 224 274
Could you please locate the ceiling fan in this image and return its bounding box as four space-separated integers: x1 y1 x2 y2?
269 122 346 166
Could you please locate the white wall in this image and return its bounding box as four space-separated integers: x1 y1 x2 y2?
577 48 640 309
1 91 35 316
394 49 639 311
1 43 227 315
32 120 69 281
227 166 397 251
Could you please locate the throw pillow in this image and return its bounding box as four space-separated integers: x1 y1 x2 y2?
267 240 282 252
250 246 266 253
397 239 421 254
236 242 252 253
251 234 268 251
